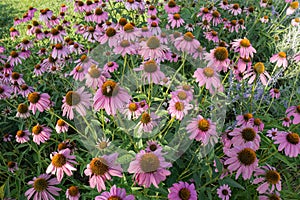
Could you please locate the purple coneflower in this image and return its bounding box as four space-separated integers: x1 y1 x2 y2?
231 38 256 59
7 161 18 173
168 181 197 200
28 92 51 114
174 32 200 54
25 174 61 200
164 0 180 14
266 128 279 139
134 60 165 84
15 130 30 143
286 1 299 15
3 134 12 142
229 3 242 15
253 165 281 194
282 117 292 127
7 51 24 67
66 186 80 200
229 126 261 150
205 47 230 72
145 140 162 152
259 191 281 200
193 67 223 94
103 61 119 73
243 62 271 86
274 132 300 157
85 65 108 89
139 36 169 61
270 88 280 99
128 149 172 188
168 13 185 29
69 65 86 81
95 185 134 200
84 153 123 192
270 52 288 68
217 184 231 200
46 148 77 182
286 104 300 124
51 43 70 59
113 40 136 56
204 30 220 43
248 117 264 132
32 124 52 145
55 119 69 133
16 103 30 118
167 98 193 120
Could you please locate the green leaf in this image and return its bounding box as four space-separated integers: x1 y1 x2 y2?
221 178 245 190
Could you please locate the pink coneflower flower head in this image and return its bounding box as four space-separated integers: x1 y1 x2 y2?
282 117 292 127
205 47 230 72
168 13 185 29
7 161 18 173
16 103 30 118
274 132 300 157
236 113 253 126
49 28 64 43
146 140 163 152
25 174 61 200
237 57 252 72
253 165 281 194
217 184 232 200
84 153 123 192
51 43 70 59
186 115 218 145
19 84 34 97
260 0 269 7
224 143 258 180
204 30 220 43
98 27 119 48
0 85 12 99
120 23 141 42
164 0 180 14
291 17 300 26
17 39 33 50
174 32 200 54
185 23 195 32
27 92 51 114
197 7 211 21
32 124 52 145
55 119 69 133
229 3 242 15
136 112 159 133
219 0 230 10
211 10 222 26
168 181 197 200
125 0 139 10
270 88 280 99
96 137 111 151
259 191 281 200
39 8 53 22
134 60 165 84
139 36 168 61
286 104 300 124
266 128 279 139
113 39 136 56
260 15 269 23
231 38 256 59
85 65 108 89
148 5 157 15
244 62 271 85
286 1 299 15
83 26 101 43
103 61 119 73
229 126 261 150
46 148 77 182
3 134 12 142
248 117 264 132
193 67 223 94
171 89 193 103
69 65 86 81
93 8 108 23
15 130 30 143
95 185 134 200
66 186 80 200
9 27 20 40
167 98 193 120
75 54 98 69
128 149 172 188
122 101 144 120
94 80 131 115
62 88 91 120
270 52 288 68
7 51 24 67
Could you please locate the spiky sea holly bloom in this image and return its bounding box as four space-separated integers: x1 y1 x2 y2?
128 149 172 188
274 132 300 157
46 149 77 182
217 184 232 200
31 124 52 145
231 38 256 59
84 153 123 192
229 126 261 150
253 165 281 194
25 174 61 200
168 181 197 200
28 92 51 114
93 80 131 116
15 130 30 143
62 87 91 120
205 47 230 72
286 104 300 124
193 67 223 94
66 186 80 200
224 144 258 180
243 62 271 86
186 115 218 145
95 185 134 200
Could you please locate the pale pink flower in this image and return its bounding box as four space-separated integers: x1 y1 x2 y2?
274 132 300 157
167 98 193 120
66 186 80 200
217 184 231 200
164 0 180 14
229 3 242 15
193 67 223 94
15 130 30 143
253 165 281 194
55 119 69 134
28 92 51 114
270 52 288 68
270 88 280 99
205 47 230 72
31 124 52 145
243 62 271 85
229 126 261 150
286 105 300 124
168 13 185 29
231 38 256 59
134 60 165 84
286 1 299 15
174 32 200 54
136 112 159 133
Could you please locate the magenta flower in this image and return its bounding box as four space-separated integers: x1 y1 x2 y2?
46 148 77 182
236 113 253 126
217 184 232 200
274 132 300 157
231 38 256 59
28 92 51 114
121 101 144 120
224 143 258 180
25 174 61 200
229 126 261 150
7 51 24 67
0 85 12 99
66 186 80 200
174 32 200 54
259 191 281 200
229 3 242 15
94 80 131 116
248 117 264 132
103 61 119 73
93 8 108 23
145 140 163 152
84 153 123 192
134 60 165 84
139 36 169 61
168 181 197 200
95 185 134 200
15 130 30 143
193 67 223 94
168 13 185 28
282 117 291 127
85 65 108 89
31 124 52 145
286 105 300 124
270 88 280 99
243 62 271 86
136 112 159 133
164 0 180 14
204 30 220 43
286 2 299 15
167 98 193 120
205 47 230 72
98 27 119 48
62 87 91 120
270 52 288 68
69 65 86 81
186 115 218 145
51 43 70 59
113 40 136 57
128 149 172 188
55 119 69 134
253 165 281 194
266 128 279 139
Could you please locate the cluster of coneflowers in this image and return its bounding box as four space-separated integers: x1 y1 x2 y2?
1 0 300 199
